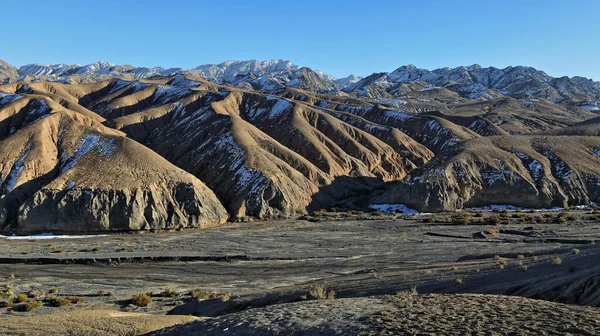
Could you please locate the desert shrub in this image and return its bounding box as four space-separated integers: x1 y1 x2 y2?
312 209 327 217
47 297 71 307
486 215 500 225
159 287 177 297
326 289 336 300
473 211 484 218
309 285 326 300
451 265 459 271
554 216 567 224
15 294 28 303
553 257 563 265
27 290 45 299
451 212 471 225
131 294 152 307
1 300 14 308
0 284 14 299
21 300 43 311
309 285 334 300
517 254 525 260
220 292 231 302
572 248 580 255
494 255 508 265
567 215 578 221
189 289 220 301
48 288 58 294
66 296 84 304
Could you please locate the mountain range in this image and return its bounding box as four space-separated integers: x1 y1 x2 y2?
1 59 600 233
3 60 600 105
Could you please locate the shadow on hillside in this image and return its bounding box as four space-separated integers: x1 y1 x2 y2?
307 175 386 212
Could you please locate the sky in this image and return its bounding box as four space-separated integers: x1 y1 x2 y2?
1 0 599 80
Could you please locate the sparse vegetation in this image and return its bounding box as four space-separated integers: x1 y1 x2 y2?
66 296 84 304
159 287 178 297
47 297 71 307
0 284 14 299
1 300 14 308
451 212 471 225
21 300 42 312
220 292 231 302
309 285 335 300
131 293 152 307
15 294 28 303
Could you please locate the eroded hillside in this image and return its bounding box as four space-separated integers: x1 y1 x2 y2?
1 63 599 232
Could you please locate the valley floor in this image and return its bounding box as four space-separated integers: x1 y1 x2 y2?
1 210 600 335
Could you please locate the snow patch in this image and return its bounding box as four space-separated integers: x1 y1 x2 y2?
466 205 564 212
60 134 116 174
369 204 419 214
0 93 23 105
2 145 31 193
383 110 414 121
0 233 108 240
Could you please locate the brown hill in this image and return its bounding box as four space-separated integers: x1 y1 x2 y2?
2 73 600 231
375 135 600 211
0 94 227 233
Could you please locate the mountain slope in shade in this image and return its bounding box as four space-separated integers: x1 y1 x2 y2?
104 80 432 218
0 93 227 233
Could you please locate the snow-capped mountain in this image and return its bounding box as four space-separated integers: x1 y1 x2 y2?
345 64 600 102
7 59 600 103
15 59 340 94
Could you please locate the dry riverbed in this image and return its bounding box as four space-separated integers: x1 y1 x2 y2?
1 209 599 334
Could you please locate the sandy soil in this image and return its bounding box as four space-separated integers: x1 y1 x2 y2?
148 293 600 335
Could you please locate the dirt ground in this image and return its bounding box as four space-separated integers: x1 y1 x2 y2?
1 209 599 334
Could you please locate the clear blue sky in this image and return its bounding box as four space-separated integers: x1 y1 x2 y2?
2 0 599 80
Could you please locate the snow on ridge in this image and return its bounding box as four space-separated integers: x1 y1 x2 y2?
383 110 414 121
153 85 191 104
2 145 31 193
369 204 419 214
213 135 266 192
0 93 23 105
60 134 117 174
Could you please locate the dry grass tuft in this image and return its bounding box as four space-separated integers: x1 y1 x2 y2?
131 294 152 307
309 285 336 300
